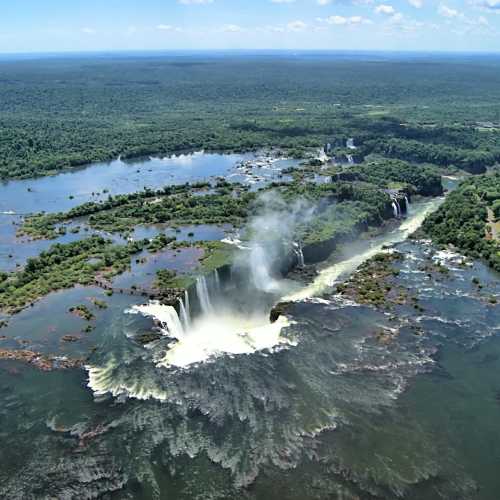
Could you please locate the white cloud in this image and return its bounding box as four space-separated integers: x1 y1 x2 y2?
375 4 396 15
156 24 184 33
438 4 460 17
178 0 213 4
222 24 243 32
270 0 296 3
287 20 307 31
317 0 332 5
408 0 423 7
319 15 372 25
81 27 96 35
476 0 500 10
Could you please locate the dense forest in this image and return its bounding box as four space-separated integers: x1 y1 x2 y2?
2 53 500 179
422 171 500 272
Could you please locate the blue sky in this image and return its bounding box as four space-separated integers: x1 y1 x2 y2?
1 0 500 53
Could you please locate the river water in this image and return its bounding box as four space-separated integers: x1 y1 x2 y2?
0 157 499 499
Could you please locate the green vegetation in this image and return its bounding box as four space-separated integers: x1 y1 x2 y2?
423 171 500 272
21 182 253 239
336 252 409 309
351 159 443 196
69 305 95 321
2 55 500 179
0 236 150 313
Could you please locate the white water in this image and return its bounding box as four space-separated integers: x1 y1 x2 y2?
346 154 355 165
284 197 444 302
196 276 214 314
214 269 221 292
128 302 185 339
293 242 305 267
125 300 294 369
392 201 399 218
179 297 190 330
159 313 292 368
249 244 282 292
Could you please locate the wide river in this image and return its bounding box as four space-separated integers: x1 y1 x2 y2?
0 155 499 500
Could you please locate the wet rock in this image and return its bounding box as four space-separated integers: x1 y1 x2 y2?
0 348 83 371
135 332 162 345
269 302 293 323
61 335 81 343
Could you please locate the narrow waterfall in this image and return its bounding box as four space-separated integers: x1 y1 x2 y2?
214 269 221 292
293 242 305 267
196 275 214 314
404 196 410 213
395 200 401 217
346 154 354 165
179 296 190 330
392 201 399 218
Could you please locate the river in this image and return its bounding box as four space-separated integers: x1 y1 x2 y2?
0 159 499 499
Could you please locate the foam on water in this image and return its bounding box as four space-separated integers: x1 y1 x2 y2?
127 301 293 368
158 312 292 368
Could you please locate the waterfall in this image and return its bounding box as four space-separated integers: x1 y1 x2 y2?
395 200 401 217
249 244 280 292
196 276 214 314
404 196 410 213
346 154 354 165
214 269 221 292
293 242 305 267
179 295 190 330
392 201 399 218
346 138 356 149
129 302 185 339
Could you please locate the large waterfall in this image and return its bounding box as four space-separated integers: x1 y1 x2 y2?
196 276 214 314
129 302 185 340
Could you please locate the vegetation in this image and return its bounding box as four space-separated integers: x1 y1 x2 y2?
422 171 500 272
69 305 95 321
2 55 500 180
0 236 153 313
21 182 253 239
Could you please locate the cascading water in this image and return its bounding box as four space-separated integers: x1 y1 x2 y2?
293 242 305 268
249 244 281 292
392 201 399 218
404 196 410 213
179 296 190 330
346 154 354 165
129 302 185 339
196 275 214 314
214 269 221 292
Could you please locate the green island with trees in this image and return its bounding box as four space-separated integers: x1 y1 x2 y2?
422 170 500 272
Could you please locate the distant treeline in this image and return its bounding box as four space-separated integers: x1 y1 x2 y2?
2 55 500 179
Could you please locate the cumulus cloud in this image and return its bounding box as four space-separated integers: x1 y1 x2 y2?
476 0 500 10
318 15 372 25
375 4 396 15
287 20 307 31
270 0 296 3
438 4 460 17
408 0 423 7
222 24 243 32
317 0 333 5
178 0 213 4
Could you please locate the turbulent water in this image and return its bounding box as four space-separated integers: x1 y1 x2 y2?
1 191 500 499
